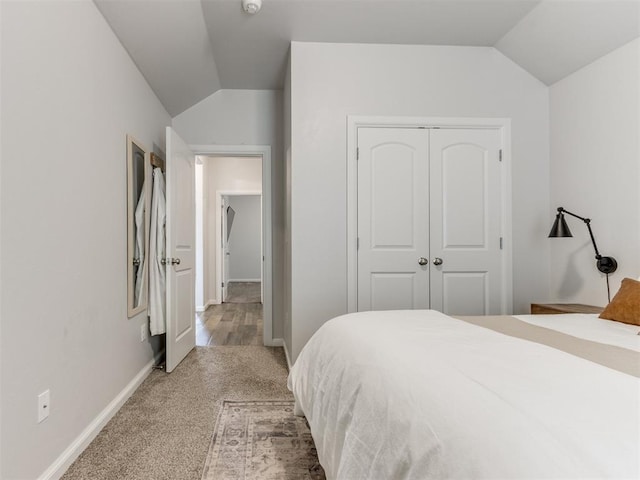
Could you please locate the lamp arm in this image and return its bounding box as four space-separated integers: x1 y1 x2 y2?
556 207 601 258
584 222 602 258
557 207 587 223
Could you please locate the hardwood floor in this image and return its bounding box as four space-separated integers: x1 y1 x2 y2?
196 282 263 346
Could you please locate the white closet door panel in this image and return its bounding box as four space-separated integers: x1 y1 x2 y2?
442 271 488 315
370 273 416 311
442 144 486 248
371 148 414 248
430 128 502 315
357 128 429 311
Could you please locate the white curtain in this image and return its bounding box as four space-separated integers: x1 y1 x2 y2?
149 167 166 335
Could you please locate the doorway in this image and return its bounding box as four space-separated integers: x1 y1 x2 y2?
191 144 276 346
221 193 263 304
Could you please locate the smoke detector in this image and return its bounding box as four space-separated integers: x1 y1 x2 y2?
242 0 262 14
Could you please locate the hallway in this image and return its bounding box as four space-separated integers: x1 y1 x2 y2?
196 282 263 346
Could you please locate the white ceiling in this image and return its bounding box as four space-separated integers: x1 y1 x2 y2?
95 0 640 116
95 0 221 116
496 0 640 85
200 0 540 90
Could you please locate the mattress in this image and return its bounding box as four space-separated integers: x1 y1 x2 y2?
287 310 640 479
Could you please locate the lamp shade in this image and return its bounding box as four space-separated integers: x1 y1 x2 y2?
548 212 572 237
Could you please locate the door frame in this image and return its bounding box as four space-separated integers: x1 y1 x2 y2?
190 144 275 346
346 116 513 314
217 191 263 304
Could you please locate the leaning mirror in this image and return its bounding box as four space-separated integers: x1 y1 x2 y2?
127 135 149 317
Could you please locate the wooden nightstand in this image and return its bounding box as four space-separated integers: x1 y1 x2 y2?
531 303 604 315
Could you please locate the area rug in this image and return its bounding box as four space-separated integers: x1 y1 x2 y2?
201 400 325 480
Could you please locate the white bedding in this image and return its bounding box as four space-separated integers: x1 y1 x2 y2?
287 310 640 479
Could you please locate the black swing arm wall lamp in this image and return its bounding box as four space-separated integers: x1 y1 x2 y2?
548 207 618 275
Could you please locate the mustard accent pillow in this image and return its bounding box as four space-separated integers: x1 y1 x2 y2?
599 278 640 326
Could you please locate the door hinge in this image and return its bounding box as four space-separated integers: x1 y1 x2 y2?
222 282 225 287
356 147 359 160
500 237 503 250
499 149 503 162
357 237 360 250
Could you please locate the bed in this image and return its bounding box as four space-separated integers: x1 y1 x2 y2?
287 309 640 479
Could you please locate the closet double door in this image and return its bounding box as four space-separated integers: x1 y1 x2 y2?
357 127 504 315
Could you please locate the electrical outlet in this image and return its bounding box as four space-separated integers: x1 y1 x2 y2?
38 390 50 423
140 324 148 342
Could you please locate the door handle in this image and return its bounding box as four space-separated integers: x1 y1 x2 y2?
433 257 443 266
418 257 429 266
161 257 181 265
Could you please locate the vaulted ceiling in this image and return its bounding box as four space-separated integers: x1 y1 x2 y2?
94 0 640 116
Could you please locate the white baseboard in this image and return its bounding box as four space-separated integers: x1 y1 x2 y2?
198 299 219 313
38 357 158 480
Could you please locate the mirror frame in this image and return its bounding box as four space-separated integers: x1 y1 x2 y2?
126 134 150 317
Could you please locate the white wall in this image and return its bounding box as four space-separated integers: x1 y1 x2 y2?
1 2 171 479
287 42 550 361
549 38 640 306
172 90 284 337
203 157 262 305
0 1 4 475
283 53 293 360
227 195 262 281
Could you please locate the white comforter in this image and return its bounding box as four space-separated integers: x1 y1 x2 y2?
287 310 640 479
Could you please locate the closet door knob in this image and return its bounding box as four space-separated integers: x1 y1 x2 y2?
433 257 443 266
418 257 429 266
162 257 181 265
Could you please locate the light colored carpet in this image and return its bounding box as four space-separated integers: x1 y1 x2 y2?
201 400 325 480
61 346 295 480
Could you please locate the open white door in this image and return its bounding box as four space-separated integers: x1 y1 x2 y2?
221 196 230 302
166 127 196 373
